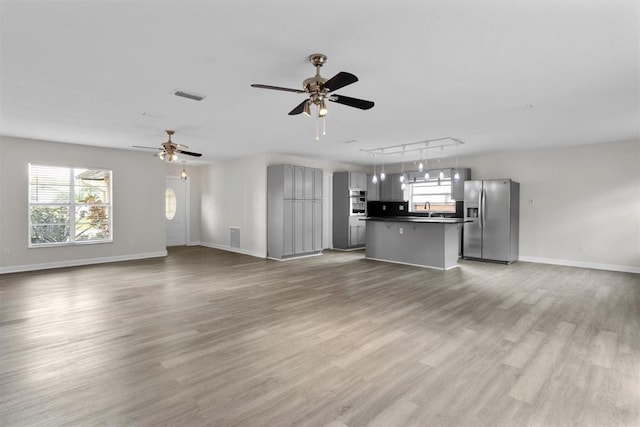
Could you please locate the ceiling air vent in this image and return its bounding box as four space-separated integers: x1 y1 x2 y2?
173 89 206 101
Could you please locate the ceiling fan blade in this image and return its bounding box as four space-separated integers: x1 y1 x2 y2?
329 94 375 110
288 99 308 115
176 149 202 157
323 72 358 92
251 84 306 94
133 145 162 150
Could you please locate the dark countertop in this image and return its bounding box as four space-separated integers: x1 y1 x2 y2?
361 216 472 224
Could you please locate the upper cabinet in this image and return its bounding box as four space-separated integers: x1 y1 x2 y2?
280 165 323 201
349 172 367 190
451 168 471 200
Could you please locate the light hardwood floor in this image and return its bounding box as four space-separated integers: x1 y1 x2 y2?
1 247 639 426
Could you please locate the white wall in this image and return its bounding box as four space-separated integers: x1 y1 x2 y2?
199 152 368 257
0 136 167 273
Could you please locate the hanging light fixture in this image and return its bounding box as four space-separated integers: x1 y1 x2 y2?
453 140 460 181
423 142 430 180
400 146 407 190
418 149 424 172
180 162 188 181
380 149 386 181
372 153 378 184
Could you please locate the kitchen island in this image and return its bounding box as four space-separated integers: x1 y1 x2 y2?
362 216 471 270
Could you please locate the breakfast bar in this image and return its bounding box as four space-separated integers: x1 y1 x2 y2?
362 216 471 270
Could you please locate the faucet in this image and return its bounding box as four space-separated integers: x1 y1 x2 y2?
424 201 431 217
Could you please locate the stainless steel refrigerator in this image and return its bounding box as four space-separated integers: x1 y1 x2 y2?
463 179 519 263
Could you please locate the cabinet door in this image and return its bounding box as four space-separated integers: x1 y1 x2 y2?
313 200 323 251
313 168 323 200
390 174 404 200
357 225 366 246
283 165 295 200
283 200 294 256
349 172 366 190
303 200 314 253
294 166 304 200
451 168 469 201
380 176 391 200
294 200 304 254
367 175 379 201
303 167 314 200
349 225 359 247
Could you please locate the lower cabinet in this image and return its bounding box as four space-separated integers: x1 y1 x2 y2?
277 199 322 259
349 225 366 247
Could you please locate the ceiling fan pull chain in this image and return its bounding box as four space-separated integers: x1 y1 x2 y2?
315 116 319 141
322 116 326 136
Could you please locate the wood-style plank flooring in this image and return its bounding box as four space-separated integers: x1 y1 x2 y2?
1 247 639 426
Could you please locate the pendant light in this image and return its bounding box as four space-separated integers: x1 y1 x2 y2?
180 162 188 181
418 149 424 172
380 149 386 181
372 153 378 184
423 142 430 181
400 146 407 190
453 140 460 181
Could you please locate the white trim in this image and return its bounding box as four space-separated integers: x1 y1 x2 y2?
0 251 167 274
365 256 457 271
519 256 640 274
199 241 266 259
267 252 323 261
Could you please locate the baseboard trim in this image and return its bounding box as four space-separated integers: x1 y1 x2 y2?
519 256 640 274
365 256 455 271
199 242 266 259
0 251 168 275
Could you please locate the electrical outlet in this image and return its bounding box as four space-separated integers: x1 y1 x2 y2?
3 248 10 255
529 199 534 205
399 227 403 234
579 246 586 253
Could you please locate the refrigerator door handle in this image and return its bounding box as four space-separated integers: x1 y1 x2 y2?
477 191 483 228
481 189 487 228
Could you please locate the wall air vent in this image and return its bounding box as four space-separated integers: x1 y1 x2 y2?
173 90 206 101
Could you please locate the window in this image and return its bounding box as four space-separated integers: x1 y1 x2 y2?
165 188 176 220
29 164 112 246
408 177 456 214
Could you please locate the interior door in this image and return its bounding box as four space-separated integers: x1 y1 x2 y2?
166 177 187 246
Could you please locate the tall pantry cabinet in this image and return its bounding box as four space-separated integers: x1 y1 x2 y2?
267 165 323 259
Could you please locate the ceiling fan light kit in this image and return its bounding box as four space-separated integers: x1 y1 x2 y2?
132 130 203 162
251 53 374 140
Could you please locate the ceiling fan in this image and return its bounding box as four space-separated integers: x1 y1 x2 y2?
251 53 374 138
133 130 202 161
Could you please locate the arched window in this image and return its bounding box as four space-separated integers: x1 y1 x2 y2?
165 188 176 220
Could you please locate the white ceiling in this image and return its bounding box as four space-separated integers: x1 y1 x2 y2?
1 0 638 166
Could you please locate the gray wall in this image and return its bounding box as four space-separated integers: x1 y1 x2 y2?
0 136 167 273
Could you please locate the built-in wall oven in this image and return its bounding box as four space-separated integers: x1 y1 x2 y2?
349 190 366 215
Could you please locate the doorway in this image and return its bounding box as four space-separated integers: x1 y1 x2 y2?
165 176 188 246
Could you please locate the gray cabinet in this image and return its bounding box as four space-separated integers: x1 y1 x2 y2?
451 168 471 201
367 175 380 201
379 174 404 201
268 165 323 259
349 172 367 190
333 171 366 249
